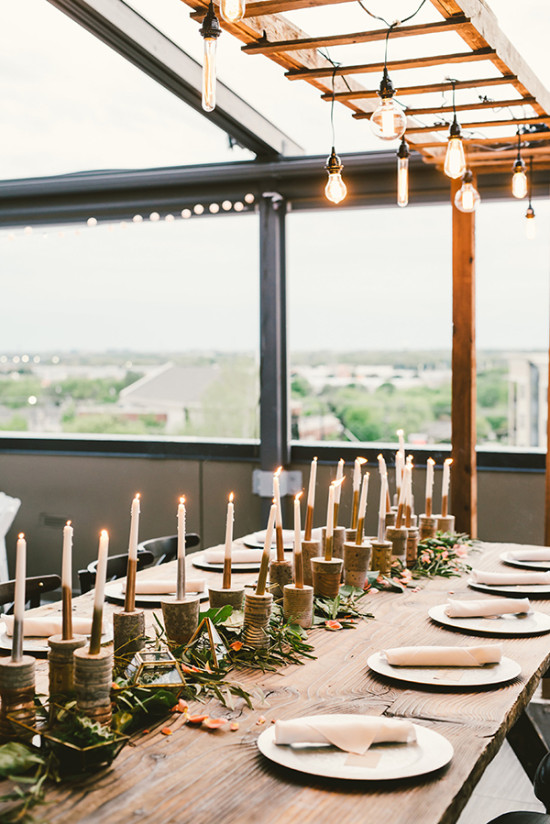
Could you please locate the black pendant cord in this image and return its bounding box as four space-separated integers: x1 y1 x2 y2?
356 0 428 71
516 130 523 163
528 156 534 209
330 63 337 148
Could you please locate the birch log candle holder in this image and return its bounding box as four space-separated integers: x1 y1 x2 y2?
243 592 273 648
343 541 372 588
74 647 113 727
208 586 244 610
419 515 438 541
386 526 408 560
209 492 245 609
437 515 455 533
269 559 293 598
371 540 393 575
283 584 313 628
48 634 86 698
0 657 36 742
406 527 420 569
161 597 200 647
311 557 343 599
302 539 321 587
113 610 146 664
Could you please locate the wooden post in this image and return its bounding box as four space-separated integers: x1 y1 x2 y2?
451 176 477 538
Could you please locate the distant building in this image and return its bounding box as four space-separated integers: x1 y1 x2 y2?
508 354 548 448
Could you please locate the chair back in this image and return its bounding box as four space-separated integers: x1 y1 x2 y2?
78 550 155 594
0 574 62 614
138 533 200 565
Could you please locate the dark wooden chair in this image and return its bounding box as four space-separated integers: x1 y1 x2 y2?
138 533 201 565
0 574 62 614
78 550 155 595
485 815 550 823
485 753 550 824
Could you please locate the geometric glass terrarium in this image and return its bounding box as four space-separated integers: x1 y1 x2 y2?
124 650 186 688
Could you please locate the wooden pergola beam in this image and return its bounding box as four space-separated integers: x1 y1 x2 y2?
451 175 477 538
285 48 497 81
189 0 354 17
423 145 550 163
241 17 469 55
339 75 517 104
405 97 534 117
404 116 550 134
411 132 550 149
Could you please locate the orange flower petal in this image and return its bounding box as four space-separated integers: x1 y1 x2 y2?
230 722 239 731
230 641 243 651
161 727 173 736
203 718 227 730
187 715 209 724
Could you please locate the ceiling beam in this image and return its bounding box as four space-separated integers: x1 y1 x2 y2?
285 48 497 81
412 132 550 149
404 116 550 134
189 0 354 18
346 76 517 106
46 0 302 158
405 97 535 117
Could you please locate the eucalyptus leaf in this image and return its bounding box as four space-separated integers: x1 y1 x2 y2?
0 742 44 778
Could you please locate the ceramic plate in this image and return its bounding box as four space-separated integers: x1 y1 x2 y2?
428 604 550 636
244 530 294 550
104 582 208 607
468 579 550 598
500 551 550 571
257 715 453 781
192 552 262 573
367 651 521 688
0 622 113 657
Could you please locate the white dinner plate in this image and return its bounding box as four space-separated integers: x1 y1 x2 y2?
104 581 209 607
468 579 550 598
0 622 113 657
428 604 550 636
500 551 550 571
367 651 521 688
243 530 295 551
257 715 453 781
192 552 262 573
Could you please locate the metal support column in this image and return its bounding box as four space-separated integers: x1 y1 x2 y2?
259 193 289 520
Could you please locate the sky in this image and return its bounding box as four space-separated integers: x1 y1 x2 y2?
0 0 548 353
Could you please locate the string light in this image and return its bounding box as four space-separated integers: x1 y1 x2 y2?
444 80 466 180
397 137 409 207
370 68 407 141
220 0 245 24
454 170 480 213
525 157 536 239
324 65 347 204
512 132 528 199
199 2 222 113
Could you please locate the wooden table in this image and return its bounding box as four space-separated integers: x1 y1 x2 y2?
4 540 550 824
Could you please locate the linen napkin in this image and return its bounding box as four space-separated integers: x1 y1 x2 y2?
471 569 550 586
445 598 531 618
204 548 273 564
274 715 415 755
384 644 502 667
121 579 206 595
508 548 550 562
1 614 99 637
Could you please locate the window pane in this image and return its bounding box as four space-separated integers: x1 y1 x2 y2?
0 216 259 439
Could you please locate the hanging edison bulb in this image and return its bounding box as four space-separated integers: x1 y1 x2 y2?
454 170 480 213
220 0 245 22
525 205 536 239
512 159 528 199
370 69 407 141
444 120 466 180
199 2 222 112
324 148 347 204
397 137 409 208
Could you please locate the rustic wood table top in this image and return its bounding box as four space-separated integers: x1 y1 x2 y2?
3 539 550 824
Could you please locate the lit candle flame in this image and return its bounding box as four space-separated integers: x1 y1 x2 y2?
179 496 186 505
356 457 367 465
66 520 71 526
332 476 345 489
295 491 303 502
274 466 282 477
18 532 24 539
100 529 108 539
427 457 435 466
229 491 234 502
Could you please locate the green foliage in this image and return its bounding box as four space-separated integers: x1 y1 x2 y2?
0 378 42 409
313 586 373 627
0 415 27 431
62 414 164 435
0 743 44 779
291 374 312 398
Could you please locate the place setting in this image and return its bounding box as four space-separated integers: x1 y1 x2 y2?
428 597 550 636
500 546 550 571
367 643 522 688
257 713 454 781
468 567 550 597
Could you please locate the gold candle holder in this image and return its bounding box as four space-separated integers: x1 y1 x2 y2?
161 598 200 647
283 584 314 628
302 539 321 587
406 527 420 569
243 592 273 649
269 559 293 599
311 557 343 599
419 514 438 541
343 541 372 588
113 610 146 666
208 586 245 610
48 634 86 699
371 540 393 575
386 525 408 559
0 656 35 742
74 647 113 727
437 515 455 534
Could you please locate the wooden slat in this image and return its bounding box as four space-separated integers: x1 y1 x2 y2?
189 0 355 18
451 175 477 538
285 48 497 81
423 145 550 163
338 75 518 104
242 17 470 56
411 132 550 149
405 97 535 117
404 116 550 134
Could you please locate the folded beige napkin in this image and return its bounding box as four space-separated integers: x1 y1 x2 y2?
445 597 531 618
204 548 273 564
121 579 206 595
471 569 550 586
508 548 550 562
274 715 415 755
384 644 502 666
1 614 98 637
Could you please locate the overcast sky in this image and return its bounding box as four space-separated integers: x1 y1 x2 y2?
0 0 548 353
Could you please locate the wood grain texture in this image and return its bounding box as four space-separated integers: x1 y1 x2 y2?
3 539 550 824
